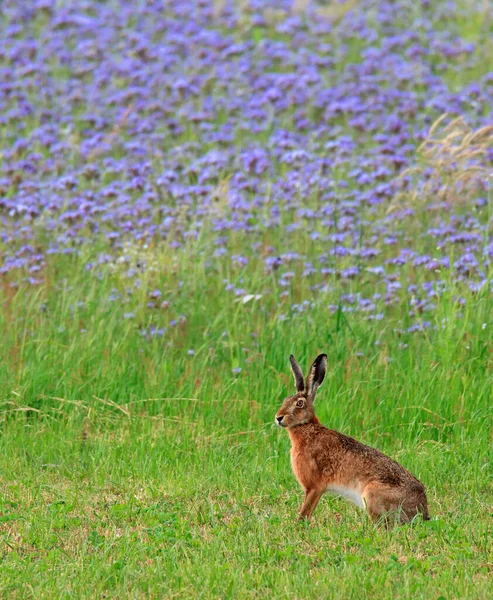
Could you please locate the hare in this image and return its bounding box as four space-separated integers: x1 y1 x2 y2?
275 354 429 525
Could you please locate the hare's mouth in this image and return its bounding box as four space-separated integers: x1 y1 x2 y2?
275 415 287 427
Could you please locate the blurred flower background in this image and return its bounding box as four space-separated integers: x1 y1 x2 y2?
0 0 492 354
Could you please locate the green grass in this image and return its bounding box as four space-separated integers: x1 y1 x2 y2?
0 416 490 599
1 245 492 599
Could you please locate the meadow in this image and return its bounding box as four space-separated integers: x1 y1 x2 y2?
0 0 492 597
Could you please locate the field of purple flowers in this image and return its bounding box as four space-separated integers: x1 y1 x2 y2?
1 1 492 598
1 0 493 323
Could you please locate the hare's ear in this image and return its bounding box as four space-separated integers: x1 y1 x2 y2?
305 354 327 402
289 355 305 392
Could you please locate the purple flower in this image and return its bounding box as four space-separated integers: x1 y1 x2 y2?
0 0 489 339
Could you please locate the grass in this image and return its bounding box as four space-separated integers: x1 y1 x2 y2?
0 245 492 599
0 417 489 599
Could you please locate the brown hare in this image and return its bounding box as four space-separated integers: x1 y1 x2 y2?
275 354 429 526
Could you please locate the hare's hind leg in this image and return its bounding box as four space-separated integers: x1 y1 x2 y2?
362 483 410 526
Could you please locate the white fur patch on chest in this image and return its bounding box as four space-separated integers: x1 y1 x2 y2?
326 484 365 509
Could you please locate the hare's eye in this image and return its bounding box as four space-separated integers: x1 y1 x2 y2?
296 400 304 408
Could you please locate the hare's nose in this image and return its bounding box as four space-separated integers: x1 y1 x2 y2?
276 415 284 424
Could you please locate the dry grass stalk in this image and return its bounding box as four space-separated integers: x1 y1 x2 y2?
388 113 493 211
313 0 361 23
292 0 361 21
291 0 310 15
212 0 227 18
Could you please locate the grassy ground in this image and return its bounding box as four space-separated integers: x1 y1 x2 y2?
1 1 493 598
1 249 492 598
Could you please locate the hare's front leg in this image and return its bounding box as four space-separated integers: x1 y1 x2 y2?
298 488 323 521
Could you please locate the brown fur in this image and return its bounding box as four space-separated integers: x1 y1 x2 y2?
276 354 429 526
